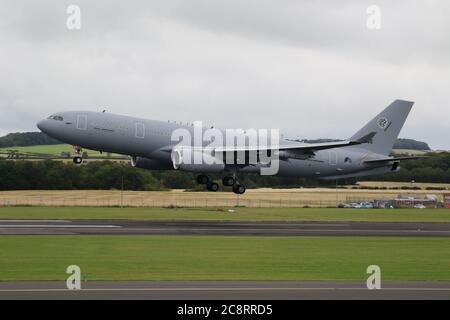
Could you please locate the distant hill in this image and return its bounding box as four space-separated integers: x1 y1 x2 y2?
291 138 431 151
393 139 430 151
0 132 61 148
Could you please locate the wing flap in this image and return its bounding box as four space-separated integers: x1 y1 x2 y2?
212 132 376 153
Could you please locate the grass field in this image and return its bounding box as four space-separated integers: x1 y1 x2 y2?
1 235 449 281
0 206 450 222
0 144 124 158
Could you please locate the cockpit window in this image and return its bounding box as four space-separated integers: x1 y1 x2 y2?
48 115 64 121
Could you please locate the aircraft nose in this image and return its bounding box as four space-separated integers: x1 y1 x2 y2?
37 119 49 133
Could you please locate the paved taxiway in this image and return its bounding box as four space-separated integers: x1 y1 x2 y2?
1 220 450 236
1 281 450 300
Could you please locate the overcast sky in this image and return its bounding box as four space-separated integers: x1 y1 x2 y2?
1 0 449 149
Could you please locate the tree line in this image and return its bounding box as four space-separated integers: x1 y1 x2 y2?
0 152 449 191
365 152 450 184
0 160 336 191
0 132 61 148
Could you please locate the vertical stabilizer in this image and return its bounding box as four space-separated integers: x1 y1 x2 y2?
350 100 414 155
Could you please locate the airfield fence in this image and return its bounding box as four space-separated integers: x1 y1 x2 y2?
2 189 444 209
0 197 339 208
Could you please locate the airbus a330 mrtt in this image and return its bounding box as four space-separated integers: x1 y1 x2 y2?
37 99 423 194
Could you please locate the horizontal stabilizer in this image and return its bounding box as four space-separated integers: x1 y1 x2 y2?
364 155 428 164
355 131 377 144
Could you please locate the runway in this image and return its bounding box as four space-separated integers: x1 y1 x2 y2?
1 281 450 300
1 219 450 236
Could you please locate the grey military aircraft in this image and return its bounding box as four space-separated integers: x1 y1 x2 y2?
37 100 423 194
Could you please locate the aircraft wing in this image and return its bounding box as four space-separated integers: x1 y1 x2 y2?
364 155 428 164
212 132 377 154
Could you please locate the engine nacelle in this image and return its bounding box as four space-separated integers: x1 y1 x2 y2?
131 156 173 170
171 147 225 173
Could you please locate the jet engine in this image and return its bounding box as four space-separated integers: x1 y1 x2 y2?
131 156 173 170
171 147 225 173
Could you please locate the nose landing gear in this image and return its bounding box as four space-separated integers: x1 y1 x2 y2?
73 156 83 164
73 146 83 165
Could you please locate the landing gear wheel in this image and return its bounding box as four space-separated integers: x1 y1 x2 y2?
206 182 219 192
232 184 246 195
73 156 83 164
222 176 236 187
197 174 209 184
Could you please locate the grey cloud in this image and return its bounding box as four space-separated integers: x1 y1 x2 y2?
0 1 449 149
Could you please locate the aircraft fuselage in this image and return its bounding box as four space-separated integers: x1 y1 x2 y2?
37 110 396 180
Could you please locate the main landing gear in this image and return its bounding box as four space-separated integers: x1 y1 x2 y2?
73 146 83 165
224 175 246 195
232 183 246 195
196 174 246 194
197 174 219 192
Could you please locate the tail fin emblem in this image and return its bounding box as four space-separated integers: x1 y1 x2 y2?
377 117 391 131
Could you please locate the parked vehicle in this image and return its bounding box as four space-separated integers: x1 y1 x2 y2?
341 202 374 209
359 202 374 209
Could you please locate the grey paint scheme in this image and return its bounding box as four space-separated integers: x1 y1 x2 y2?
36 100 414 179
